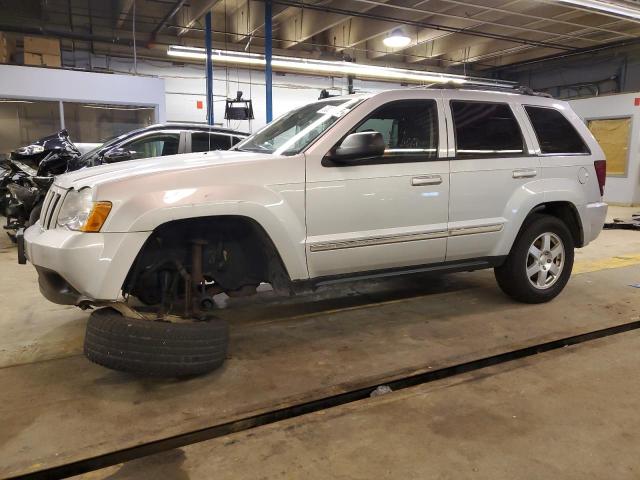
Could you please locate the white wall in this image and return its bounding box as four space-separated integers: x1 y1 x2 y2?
0 64 166 121
92 56 403 133
570 93 640 205
0 56 405 136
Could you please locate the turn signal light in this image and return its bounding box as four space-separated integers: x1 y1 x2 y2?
81 201 112 232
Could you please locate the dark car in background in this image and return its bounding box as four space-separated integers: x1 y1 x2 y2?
3 123 248 240
70 123 248 168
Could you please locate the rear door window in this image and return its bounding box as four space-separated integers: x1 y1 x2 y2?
524 106 590 155
191 132 232 152
451 101 525 158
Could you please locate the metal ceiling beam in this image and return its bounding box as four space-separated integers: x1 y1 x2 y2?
278 0 388 49
434 12 635 66
149 0 187 44
227 0 290 44
488 33 640 71
374 1 632 64
324 1 464 53
115 0 134 28
342 0 614 46
177 0 223 36
430 0 635 37
364 0 504 61
271 0 574 50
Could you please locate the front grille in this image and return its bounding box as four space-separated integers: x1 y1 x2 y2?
40 186 66 230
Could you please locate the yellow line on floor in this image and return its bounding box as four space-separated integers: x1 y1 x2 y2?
574 253 640 275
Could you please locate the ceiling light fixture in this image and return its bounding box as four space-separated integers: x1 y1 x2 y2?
383 28 412 48
554 0 640 21
167 45 514 86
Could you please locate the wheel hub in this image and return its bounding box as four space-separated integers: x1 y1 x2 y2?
526 232 565 290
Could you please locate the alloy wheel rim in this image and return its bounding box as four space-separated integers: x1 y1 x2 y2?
526 232 565 290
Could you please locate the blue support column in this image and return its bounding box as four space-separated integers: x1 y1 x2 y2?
264 0 273 123
205 11 214 125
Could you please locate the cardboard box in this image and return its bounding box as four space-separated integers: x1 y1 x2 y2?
42 53 61 68
0 32 15 63
24 36 60 56
23 51 43 66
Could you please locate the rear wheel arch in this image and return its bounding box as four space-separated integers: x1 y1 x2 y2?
525 201 584 248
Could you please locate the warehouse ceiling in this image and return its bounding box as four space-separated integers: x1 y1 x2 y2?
1 0 640 73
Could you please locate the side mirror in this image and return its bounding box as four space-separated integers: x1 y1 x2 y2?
331 131 385 164
103 147 133 163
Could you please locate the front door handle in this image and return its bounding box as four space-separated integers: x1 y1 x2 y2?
411 175 442 186
512 168 537 179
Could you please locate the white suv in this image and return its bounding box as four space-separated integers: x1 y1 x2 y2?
20 86 608 375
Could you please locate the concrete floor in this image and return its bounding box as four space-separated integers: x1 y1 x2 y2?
0 207 639 477
81 329 640 480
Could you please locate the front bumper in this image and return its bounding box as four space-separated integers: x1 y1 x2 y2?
23 222 150 305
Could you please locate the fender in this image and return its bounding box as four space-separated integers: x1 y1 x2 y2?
93 154 309 281
491 177 588 257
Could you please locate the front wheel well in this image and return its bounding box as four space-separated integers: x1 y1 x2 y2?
527 202 584 247
123 215 292 307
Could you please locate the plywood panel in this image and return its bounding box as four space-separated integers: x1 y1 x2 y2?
588 117 631 176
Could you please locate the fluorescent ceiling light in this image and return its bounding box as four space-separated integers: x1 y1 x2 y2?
555 0 640 20
168 45 511 85
383 28 412 48
81 105 155 111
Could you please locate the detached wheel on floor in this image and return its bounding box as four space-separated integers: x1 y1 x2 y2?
84 308 229 377
495 214 574 304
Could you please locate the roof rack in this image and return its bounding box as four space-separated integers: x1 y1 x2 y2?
415 81 552 98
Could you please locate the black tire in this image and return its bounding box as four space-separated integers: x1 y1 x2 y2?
494 214 574 304
84 308 229 377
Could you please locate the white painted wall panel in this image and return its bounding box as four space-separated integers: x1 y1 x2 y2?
0 64 166 122
570 93 640 205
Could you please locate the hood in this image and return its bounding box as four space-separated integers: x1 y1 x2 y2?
54 149 270 190
11 129 80 162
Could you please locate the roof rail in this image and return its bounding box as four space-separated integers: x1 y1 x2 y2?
414 81 552 98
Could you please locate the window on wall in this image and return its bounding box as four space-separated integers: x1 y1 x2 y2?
451 101 525 158
0 99 61 155
63 103 155 144
587 118 631 176
353 100 438 161
524 106 590 155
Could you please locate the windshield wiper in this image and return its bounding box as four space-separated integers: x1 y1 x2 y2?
236 145 274 153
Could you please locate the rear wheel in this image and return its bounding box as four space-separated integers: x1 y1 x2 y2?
495 214 574 303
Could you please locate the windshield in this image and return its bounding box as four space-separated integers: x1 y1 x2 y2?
78 132 128 163
235 97 362 155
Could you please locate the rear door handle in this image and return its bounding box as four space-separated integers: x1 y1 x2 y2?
411 175 442 186
512 168 537 179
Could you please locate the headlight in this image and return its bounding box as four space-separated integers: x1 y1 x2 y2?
16 144 44 156
57 188 112 232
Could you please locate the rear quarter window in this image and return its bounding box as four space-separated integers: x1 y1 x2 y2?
524 106 590 155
